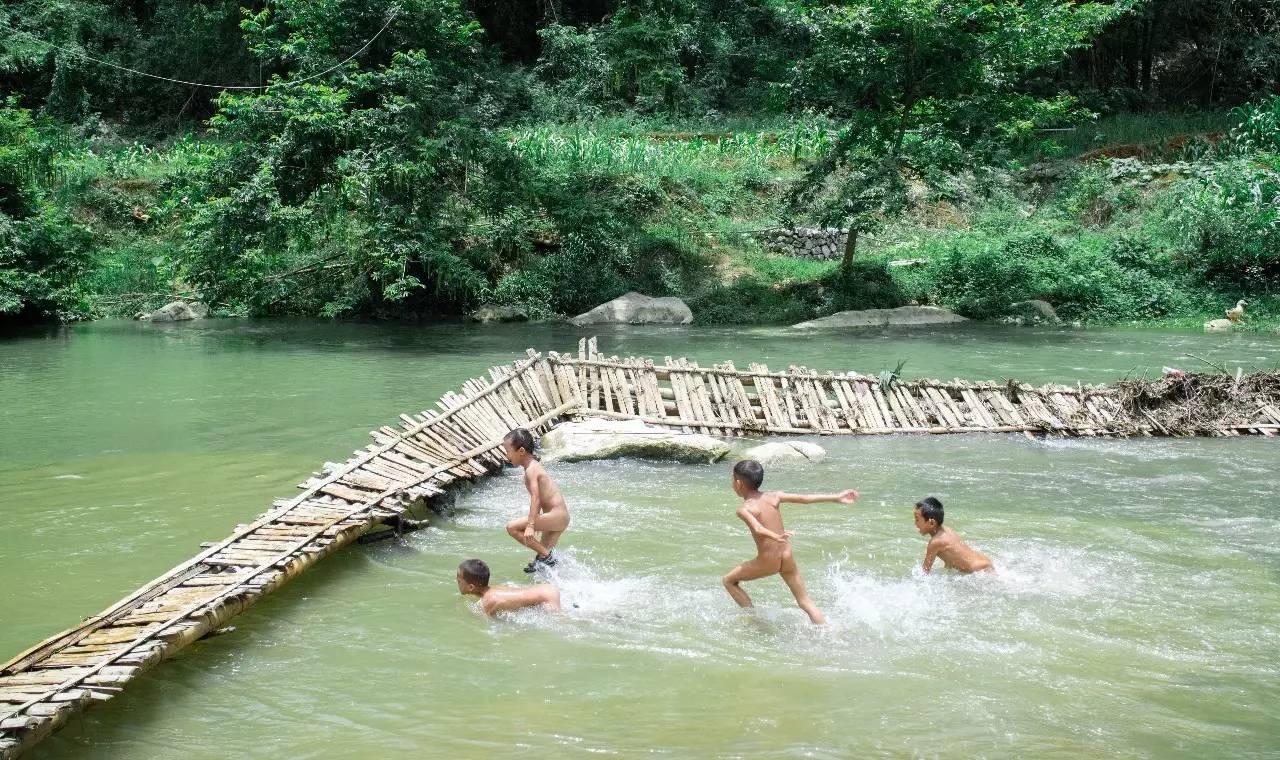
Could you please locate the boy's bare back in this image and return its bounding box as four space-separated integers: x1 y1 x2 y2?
739 491 792 554
925 528 993 574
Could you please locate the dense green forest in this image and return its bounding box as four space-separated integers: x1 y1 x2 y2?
1 0 1278 326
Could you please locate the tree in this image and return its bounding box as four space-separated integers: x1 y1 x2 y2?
785 0 1125 273
0 99 94 323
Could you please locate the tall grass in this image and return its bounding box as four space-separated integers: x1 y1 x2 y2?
1037 111 1237 157
507 122 833 178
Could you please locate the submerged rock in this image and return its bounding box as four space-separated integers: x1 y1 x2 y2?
739 441 827 465
792 306 967 329
141 301 208 322
570 292 693 326
1204 318 1234 332
539 418 729 464
468 304 529 323
1010 299 1061 324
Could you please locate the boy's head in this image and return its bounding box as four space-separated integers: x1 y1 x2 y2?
502 428 536 465
914 497 944 535
456 559 491 594
732 459 764 496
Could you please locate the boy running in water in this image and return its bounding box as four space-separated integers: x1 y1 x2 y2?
502 428 570 573
456 559 561 616
913 497 994 573
722 459 859 625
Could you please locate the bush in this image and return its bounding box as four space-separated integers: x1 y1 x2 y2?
1166 161 1280 292
920 230 1198 322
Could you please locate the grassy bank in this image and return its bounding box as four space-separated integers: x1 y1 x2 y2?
10 108 1280 331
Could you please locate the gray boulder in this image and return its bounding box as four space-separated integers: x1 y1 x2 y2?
142 301 208 322
539 418 729 464
468 304 529 323
570 292 693 326
793 306 967 329
1010 299 1061 323
739 441 827 465
1204 318 1234 332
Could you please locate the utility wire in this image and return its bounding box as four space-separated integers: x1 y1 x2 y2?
0 7 400 91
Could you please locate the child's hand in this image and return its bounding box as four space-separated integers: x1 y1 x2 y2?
523 525 535 538
772 530 793 543
837 489 859 504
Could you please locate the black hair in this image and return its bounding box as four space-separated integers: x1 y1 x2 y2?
504 428 535 453
915 497 944 526
733 459 765 489
458 559 490 587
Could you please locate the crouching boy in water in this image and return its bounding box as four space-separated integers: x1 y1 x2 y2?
914 497 994 574
457 559 561 617
722 460 859 625
502 428 570 573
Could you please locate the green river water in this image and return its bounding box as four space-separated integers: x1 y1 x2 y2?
1 320 1278 758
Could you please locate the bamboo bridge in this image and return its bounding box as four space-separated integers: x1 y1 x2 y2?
2 339 1277 757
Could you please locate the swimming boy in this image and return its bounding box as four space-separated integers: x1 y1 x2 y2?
913 497 994 573
457 559 562 616
502 428 570 573
722 459 859 625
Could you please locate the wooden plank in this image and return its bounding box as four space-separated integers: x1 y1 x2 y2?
830 378 862 430
850 380 885 429
959 387 998 428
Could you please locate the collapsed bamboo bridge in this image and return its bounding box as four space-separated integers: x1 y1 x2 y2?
2 339 1277 757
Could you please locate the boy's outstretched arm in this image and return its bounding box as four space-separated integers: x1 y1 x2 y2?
736 507 789 543
778 489 859 505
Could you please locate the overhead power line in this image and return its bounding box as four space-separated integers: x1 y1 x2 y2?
0 7 400 91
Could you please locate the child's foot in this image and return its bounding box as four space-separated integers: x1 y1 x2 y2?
522 547 558 570
523 551 557 573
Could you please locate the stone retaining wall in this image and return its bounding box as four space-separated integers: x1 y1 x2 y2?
756 227 850 260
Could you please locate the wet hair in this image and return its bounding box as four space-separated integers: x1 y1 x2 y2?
458 559 490 587
504 428 535 454
732 459 765 489
915 497 944 526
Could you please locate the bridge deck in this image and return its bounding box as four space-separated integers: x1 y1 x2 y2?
3 341 1275 757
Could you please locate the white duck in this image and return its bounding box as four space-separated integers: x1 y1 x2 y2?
1226 299 1247 324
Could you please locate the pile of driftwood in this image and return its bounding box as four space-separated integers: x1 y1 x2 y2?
1114 371 1280 435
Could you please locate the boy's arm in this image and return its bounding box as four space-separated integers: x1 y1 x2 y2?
483 588 557 616
922 538 940 574
523 470 540 533
778 489 859 505
736 507 789 543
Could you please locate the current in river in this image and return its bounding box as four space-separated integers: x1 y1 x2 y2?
1 320 1278 757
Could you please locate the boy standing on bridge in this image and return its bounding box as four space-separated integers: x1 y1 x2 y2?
502 428 571 573
722 459 859 625
913 497 994 574
457 559 561 616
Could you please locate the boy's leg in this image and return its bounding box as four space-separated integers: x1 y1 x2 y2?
532 512 569 555
506 516 549 556
539 530 564 552
779 553 826 625
722 557 780 609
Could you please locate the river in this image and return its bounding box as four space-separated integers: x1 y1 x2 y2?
2 320 1278 757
